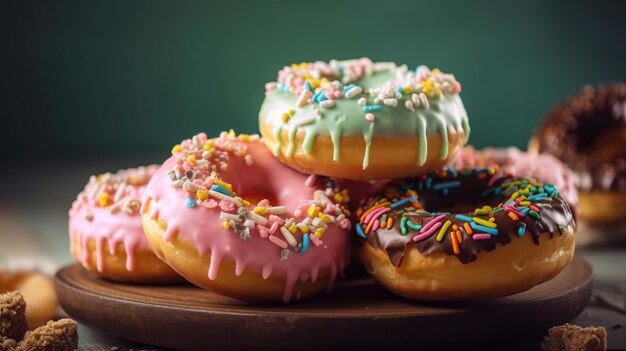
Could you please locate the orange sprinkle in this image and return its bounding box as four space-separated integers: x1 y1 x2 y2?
508 212 519 221
478 173 487 179
450 232 460 255
452 224 459 231
356 207 363 217
463 222 473 235
455 230 463 243
359 202 391 223
387 217 394 229
364 218 376 234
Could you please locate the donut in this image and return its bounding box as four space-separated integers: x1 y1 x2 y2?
141 131 353 303
259 58 470 180
529 83 626 224
452 146 578 212
355 167 576 300
68 166 181 282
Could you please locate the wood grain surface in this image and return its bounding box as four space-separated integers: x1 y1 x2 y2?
56 258 592 350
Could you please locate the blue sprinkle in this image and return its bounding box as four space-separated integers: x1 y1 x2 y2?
363 104 382 112
425 177 432 189
356 224 366 238
304 80 313 92
318 92 327 102
505 201 516 206
432 181 461 191
446 167 459 178
390 197 417 209
470 222 498 235
397 87 403 94
211 185 232 196
518 225 526 237
300 233 310 253
186 198 196 208
343 84 355 93
528 193 548 200
495 187 502 195
519 207 530 214
455 215 473 222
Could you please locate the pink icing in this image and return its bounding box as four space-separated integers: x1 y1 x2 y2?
68 165 159 273
141 133 351 302
452 146 579 210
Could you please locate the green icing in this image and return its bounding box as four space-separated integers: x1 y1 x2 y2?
259 70 470 170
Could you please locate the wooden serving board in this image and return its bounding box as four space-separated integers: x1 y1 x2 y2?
56 257 592 350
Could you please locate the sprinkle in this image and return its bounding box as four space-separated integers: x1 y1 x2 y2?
345 85 363 98
357 97 367 106
472 233 492 240
472 217 497 228
390 196 418 209
208 190 242 207
450 232 460 255
356 223 366 238
300 233 310 253
305 174 317 187
455 215 473 222
296 89 312 107
386 217 394 229
406 221 422 231
314 227 325 239
463 222 473 235
400 216 409 235
246 211 268 225
432 181 461 191
418 93 429 109
220 212 240 223
508 212 519 221
405 100 414 110
413 221 442 242
269 235 289 249
420 214 447 233
365 113 376 122
279 226 298 247
517 224 526 237
210 184 232 196
223 220 230 229
363 104 382 112
529 210 541 220
383 98 398 107
186 198 196 208
253 206 267 214
470 222 498 235
320 100 335 108
436 220 452 242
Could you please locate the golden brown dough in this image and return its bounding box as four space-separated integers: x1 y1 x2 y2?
541 324 607 351
15 319 78 351
0 292 27 342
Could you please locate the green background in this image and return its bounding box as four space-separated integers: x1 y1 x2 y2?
2 0 625 162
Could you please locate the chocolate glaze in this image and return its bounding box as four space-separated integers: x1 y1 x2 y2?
535 83 626 191
358 168 575 265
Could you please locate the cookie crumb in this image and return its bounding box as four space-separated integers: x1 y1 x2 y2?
0 292 27 342
541 323 607 351
0 336 17 351
15 319 78 351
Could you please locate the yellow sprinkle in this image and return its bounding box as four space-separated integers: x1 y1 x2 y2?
241 200 250 207
519 201 531 206
288 109 295 116
307 205 320 218
171 144 181 155
473 217 497 228
196 190 209 201
314 227 325 239
432 68 441 74
435 88 442 96
288 223 297 234
187 155 196 164
229 129 236 137
238 134 250 142
253 206 267 214
282 113 290 123
297 224 309 233
223 220 230 229
213 179 233 192
98 193 111 207
436 220 452 242
319 213 332 224
489 217 496 222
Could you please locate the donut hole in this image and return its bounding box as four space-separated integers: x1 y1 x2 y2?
418 184 503 215
238 190 279 207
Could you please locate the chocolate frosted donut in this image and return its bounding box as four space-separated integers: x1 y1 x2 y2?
356 167 576 300
530 83 626 224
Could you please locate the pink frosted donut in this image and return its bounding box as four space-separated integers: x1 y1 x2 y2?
451 146 578 210
141 132 353 303
68 166 181 282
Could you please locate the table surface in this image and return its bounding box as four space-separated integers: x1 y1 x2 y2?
1 159 625 350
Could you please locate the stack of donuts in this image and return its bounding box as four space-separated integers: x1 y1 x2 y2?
68 58 585 303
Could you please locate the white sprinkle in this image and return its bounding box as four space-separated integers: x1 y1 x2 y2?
345 86 363 98
266 206 288 215
172 179 184 188
357 97 367 106
243 219 255 228
336 214 346 223
312 217 328 229
419 93 430 109
383 98 398 107
246 211 268 225
183 180 205 192
91 181 103 200
279 226 298 247
320 100 335 108
303 217 313 226
113 182 126 203
296 89 312 108
411 93 420 106
220 212 241 223
195 159 209 166
405 100 414 111
244 154 253 166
